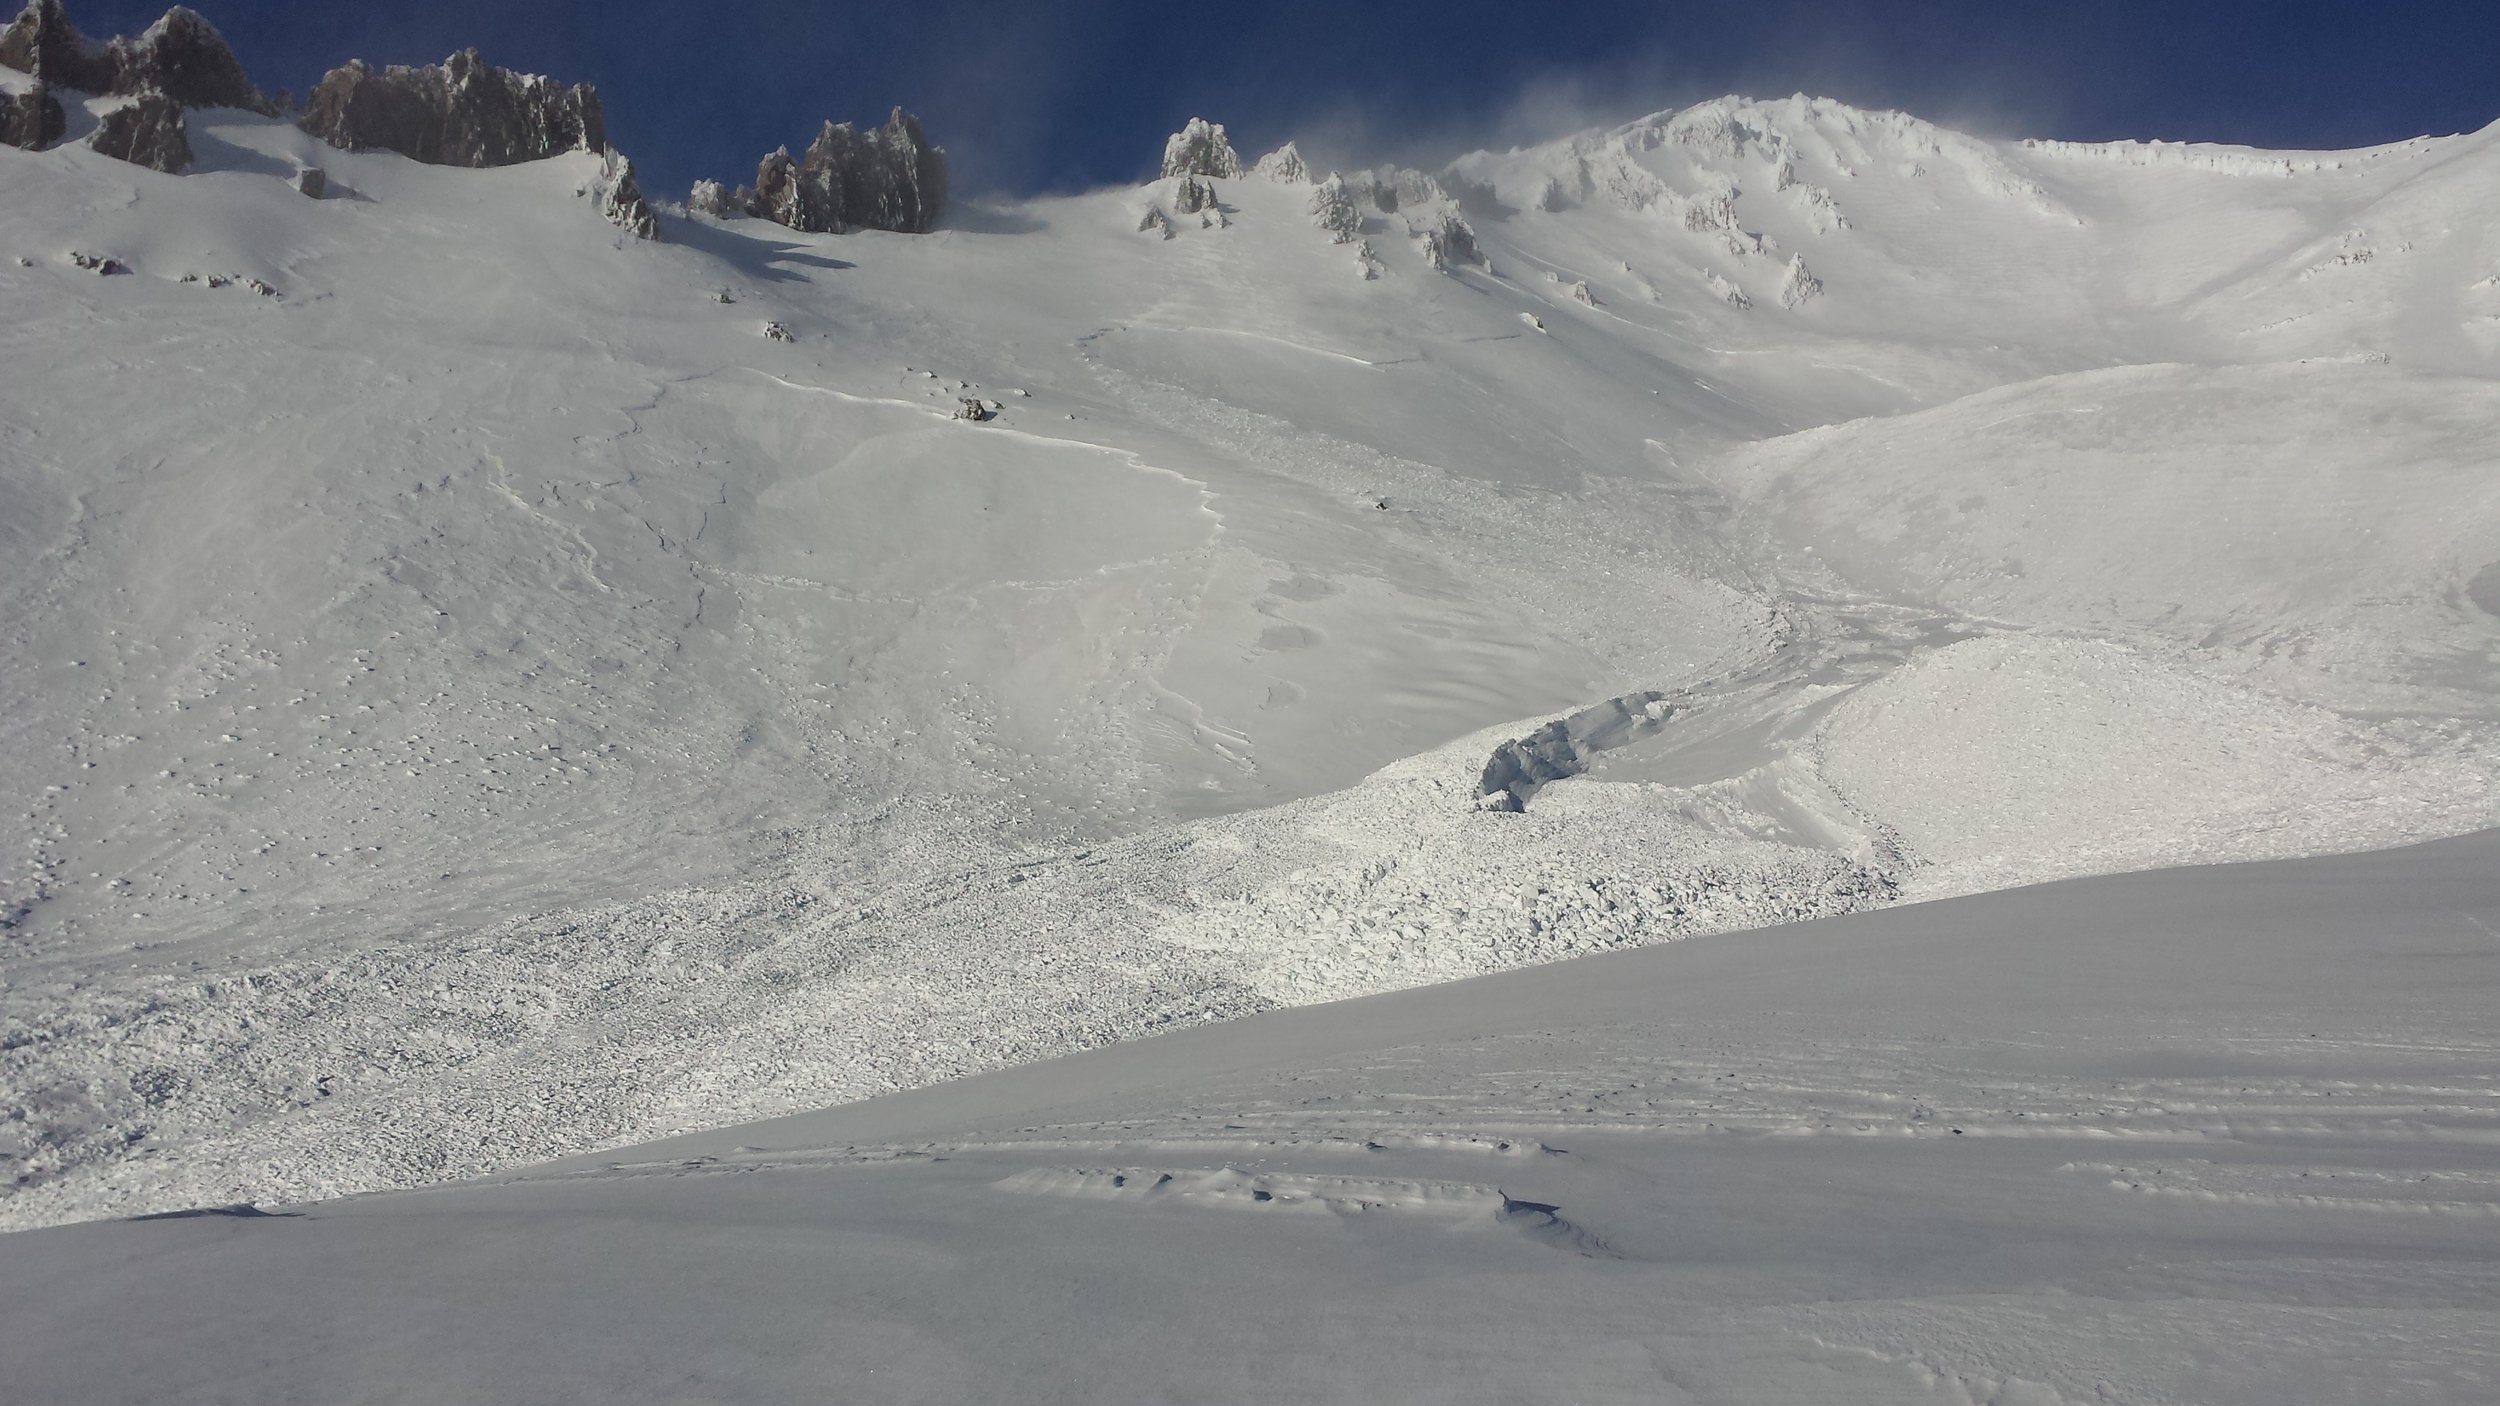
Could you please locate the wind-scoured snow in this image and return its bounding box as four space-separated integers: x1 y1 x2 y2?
2 90 2496 1231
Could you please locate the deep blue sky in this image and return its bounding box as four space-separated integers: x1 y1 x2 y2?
67 1 2500 202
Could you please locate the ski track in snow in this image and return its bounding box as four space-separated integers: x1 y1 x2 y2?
2 92 2498 1229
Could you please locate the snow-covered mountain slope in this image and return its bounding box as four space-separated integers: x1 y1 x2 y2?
2 90 2496 1227
6 831 2495 1404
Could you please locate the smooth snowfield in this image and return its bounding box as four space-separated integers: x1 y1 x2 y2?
3 89 2498 1224
4 832 2495 1404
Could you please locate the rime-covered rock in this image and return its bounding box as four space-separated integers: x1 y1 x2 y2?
87 90 188 171
1309 173 1361 244
736 109 946 234
298 50 605 167
107 7 269 111
687 178 730 218
1353 240 1383 281
1417 211 1478 272
1137 203 1173 239
1252 141 1309 183
1170 174 1217 215
0 77 62 148
587 147 659 240
0 0 113 91
1778 253 1822 308
1160 117 1238 179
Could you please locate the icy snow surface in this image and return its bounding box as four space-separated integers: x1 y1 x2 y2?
1 94 2497 1230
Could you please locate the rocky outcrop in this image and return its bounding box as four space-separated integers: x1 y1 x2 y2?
1418 211 1478 272
687 177 730 218
586 147 658 239
87 90 188 171
293 165 323 198
107 6 269 111
2 3 272 110
1309 173 1361 243
0 0 114 92
735 108 946 234
0 77 62 148
1160 117 1238 179
1252 141 1309 183
1478 692 1675 809
298 50 605 166
1778 253 1822 308
1170 174 1217 214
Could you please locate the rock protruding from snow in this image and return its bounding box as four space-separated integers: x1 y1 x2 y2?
0 77 62 148
298 50 606 167
293 165 323 198
1778 253 1822 308
1137 203 1173 239
687 178 730 218
1479 692 1675 807
1170 174 1218 215
736 109 947 234
87 90 188 171
1160 117 1239 179
1253 141 1310 183
1310 173 1362 244
3 3 273 111
109 7 269 111
0 0 113 92
588 147 659 240
1418 211 1479 272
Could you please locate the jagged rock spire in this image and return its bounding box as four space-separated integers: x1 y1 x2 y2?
0 0 113 90
736 107 947 235
1160 117 1239 179
299 49 606 167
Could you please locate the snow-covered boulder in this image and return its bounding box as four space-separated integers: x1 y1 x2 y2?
0 77 62 148
1160 117 1239 179
1309 173 1362 243
0 0 113 92
87 90 188 171
735 109 947 234
1778 253 1822 308
588 147 659 240
1252 141 1310 183
298 50 605 167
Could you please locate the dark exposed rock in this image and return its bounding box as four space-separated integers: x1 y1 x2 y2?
1 77 62 148
3 3 272 110
68 249 126 273
106 6 270 112
954 398 992 422
0 1 114 92
298 49 605 167
736 108 946 234
293 165 323 198
1159 117 1238 179
761 320 793 342
1478 691 1675 808
87 90 188 171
